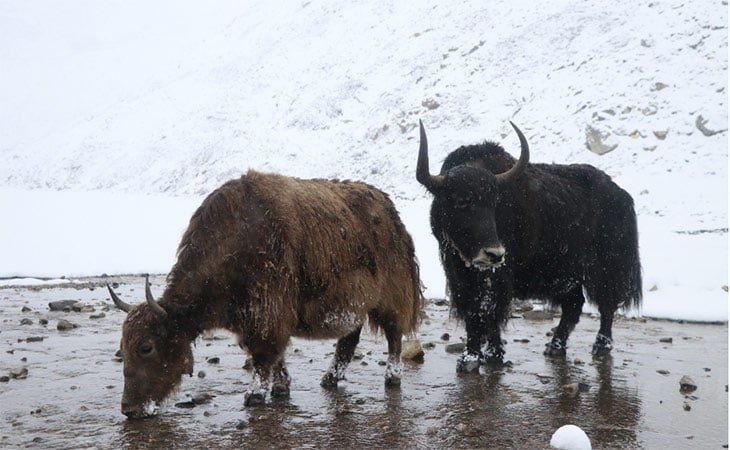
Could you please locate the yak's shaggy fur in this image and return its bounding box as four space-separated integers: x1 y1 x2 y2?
416 122 641 372
113 170 422 417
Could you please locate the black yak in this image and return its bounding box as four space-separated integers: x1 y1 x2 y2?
416 120 641 372
108 170 422 418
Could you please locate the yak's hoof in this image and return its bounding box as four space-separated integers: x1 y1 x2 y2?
384 376 401 388
483 346 504 366
591 334 613 357
270 383 290 398
244 391 266 407
320 373 340 389
456 353 481 373
544 341 567 357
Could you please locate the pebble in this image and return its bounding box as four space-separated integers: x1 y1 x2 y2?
207 357 220 364
57 319 75 331
39 319 48 326
20 318 33 326
0 376 9 382
440 333 450 341
48 300 78 311
90 313 106 320
455 423 467 432
445 342 466 354
573 358 584 365
198 371 206 378
10 368 28 379
21 306 31 313
657 369 670 375
401 340 425 362
378 360 387 366
426 426 437 436
683 401 691 411
659 337 673 343
513 338 530 343
679 375 697 393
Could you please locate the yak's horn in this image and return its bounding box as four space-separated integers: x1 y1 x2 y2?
416 119 444 192
145 276 168 319
107 284 133 313
495 121 530 185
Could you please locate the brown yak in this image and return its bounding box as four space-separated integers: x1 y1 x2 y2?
108 170 422 418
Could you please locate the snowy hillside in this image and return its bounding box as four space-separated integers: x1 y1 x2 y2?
0 0 727 321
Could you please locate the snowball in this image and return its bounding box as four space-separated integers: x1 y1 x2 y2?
550 424 592 450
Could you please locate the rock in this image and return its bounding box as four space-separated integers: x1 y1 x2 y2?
421 99 440 110
39 319 48 325
21 306 31 313
585 125 618 155
192 393 215 405
522 310 554 321
426 426 438 436
48 300 79 311
0 376 9 382
573 358 584 365
679 375 697 393
401 340 425 362
445 342 466 354
455 423 467 432
440 333 450 341
563 383 580 397
89 313 106 320
653 130 668 140
175 400 196 409
657 369 670 375
513 338 530 343
683 401 691 411
72 304 95 313
26 336 44 343
10 367 28 379
20 318 33 326
235 420 247 430
56 319 75 331
695 115 725 137
659 337 673 343
651 82 669 91
378 360 387 366
198 371 206 378
207 357 220 364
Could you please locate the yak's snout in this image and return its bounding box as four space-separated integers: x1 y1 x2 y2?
471 246 506 269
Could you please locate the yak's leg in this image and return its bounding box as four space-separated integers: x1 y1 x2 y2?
545 286 585 357
321 326 362 388
382 322 403 387
592 301 616 357
457 311 487 372
270 357 291 398
244 337 288 406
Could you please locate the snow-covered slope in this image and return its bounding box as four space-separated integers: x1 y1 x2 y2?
0 0 726 320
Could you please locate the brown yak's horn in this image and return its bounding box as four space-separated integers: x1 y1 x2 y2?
107 284 133 313
416 119 444 192
145 275 168 319
495 121 530 185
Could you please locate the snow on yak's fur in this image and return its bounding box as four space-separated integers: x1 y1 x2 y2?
109 170 422 418
416 121 641 372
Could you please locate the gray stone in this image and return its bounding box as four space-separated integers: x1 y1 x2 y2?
653 130 668 140
679 375 697 393
57 319 75 331
445 342 466 354
401 339 425 362
659 337 673 343
48 300 78 311
10 367 28 379
586 126 618 155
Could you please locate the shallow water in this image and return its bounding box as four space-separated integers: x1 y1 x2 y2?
1 276 727 449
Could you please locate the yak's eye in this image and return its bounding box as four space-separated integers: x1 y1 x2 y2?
138 343 154 356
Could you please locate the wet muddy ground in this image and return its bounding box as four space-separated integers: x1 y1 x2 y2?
0 275 727 449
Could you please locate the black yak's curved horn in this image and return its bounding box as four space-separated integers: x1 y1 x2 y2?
416 120 444 192
496 121 530 185
145 276 168 319
107 284 133 313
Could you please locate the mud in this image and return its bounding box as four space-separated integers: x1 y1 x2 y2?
0 275 727 449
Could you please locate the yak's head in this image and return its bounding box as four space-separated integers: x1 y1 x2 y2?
416 120 529 271
107 277 193 419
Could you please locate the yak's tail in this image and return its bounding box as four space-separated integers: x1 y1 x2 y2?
585 187 643 312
